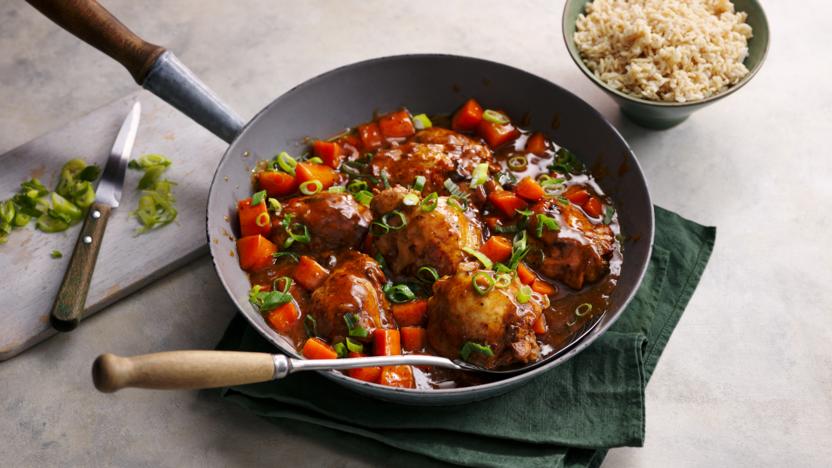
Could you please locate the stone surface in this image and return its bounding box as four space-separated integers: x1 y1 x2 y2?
1 1 830 467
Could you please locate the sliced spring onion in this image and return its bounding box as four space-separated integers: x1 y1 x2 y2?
549 147 583 174
463 247 493 270
493 223 518 234
575 303 593 317
129 153 172 170
272 251 300 262
0 201 14 224
299 180 323 195
348 179 368 193
276 151 297 175
516 285 532 304
282 216 311 247
412 113 433 130
35 214 69 233
345 337 364 353
460 341 494 362
508 230 530 270
248 285 292 311
354 190 373 207
557 195 571 205
327 185 346 193
304 315 318 337
402 193 420 206
138 165 166 190
307 156 324 165
603 206 615 225
344 312 369 338
493 273 512 289
334 342 348 358
495 171 517 187
448 195 467 212
383 283 416 304
50 250 63 259
443 179 469 201
255 211 270 227
251 190 267 206
482 109 510 125
48 192 82 224
471 271 495 295
494 263 512 274
412 175 426 192
371 221 390 237
273 276 293 294
470 163 489 187
535 214 560 238
420 192 438 212
507 155 528 172
268 197 282 214
382 210 407 230
380 169 391 189
416 266 439 284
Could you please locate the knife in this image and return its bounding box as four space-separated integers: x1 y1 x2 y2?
50 101 141 332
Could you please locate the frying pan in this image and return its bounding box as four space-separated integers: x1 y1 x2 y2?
28 0 654 405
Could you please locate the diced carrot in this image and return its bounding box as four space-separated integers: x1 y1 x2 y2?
480 236 513 264
564 186 591 205
451 98 484 132
379 365 415 388
238 198 271 237
583 197 603 218
488 190 528 218
533 312 548 335
295 162 339 189
293 255 330 291
400 326 426 352
525 132 548 155
478 120 520 148
517 262 536 285
347 352 383 383
236 235 277 271
336 133 362 149
302 337 338 360
265 302 299 333
515 177 545 202
531 278 556 296
373 328 402 356
391 299 428 326
357 122 384 150
258 171 297 197
377 109 415 138
312 140 343 168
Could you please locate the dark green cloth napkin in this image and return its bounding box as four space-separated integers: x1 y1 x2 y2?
215 206 715 468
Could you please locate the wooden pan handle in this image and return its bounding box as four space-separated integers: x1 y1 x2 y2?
26 0 165 83
92 351 277 392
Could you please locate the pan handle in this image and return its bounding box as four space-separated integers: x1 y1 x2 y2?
26 0 244 143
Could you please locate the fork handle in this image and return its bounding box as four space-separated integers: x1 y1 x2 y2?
50 203 112 332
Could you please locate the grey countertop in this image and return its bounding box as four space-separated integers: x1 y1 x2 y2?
1 1 830 466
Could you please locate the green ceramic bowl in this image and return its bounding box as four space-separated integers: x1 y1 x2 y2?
563 0 769 129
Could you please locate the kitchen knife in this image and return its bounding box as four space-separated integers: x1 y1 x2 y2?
49 101 141 332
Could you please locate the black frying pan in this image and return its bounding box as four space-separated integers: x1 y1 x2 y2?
29 0 653 405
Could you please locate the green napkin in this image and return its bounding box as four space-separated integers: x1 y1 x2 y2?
215 206 715 468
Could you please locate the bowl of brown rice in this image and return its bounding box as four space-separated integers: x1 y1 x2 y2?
563 0 769 129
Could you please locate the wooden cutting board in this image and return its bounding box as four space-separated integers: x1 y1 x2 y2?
0 90 228 360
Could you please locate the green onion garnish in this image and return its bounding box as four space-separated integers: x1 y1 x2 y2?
402 193 420 206
327 185 346 193
463 247 493 270
420 192 438 212
575 303 593 317
535 214 560 238
382 210 407 230
268 198 282 214
412 175 426 192
471 271 495 295
345 337 364 353
412 113 433 130
384 283 416 303
276 151 297 175
304 315 318 337
348 179 368 193
380 169 391 189
443 179 469 201
272 251 299 262
255 211 270 227
354 190 373 207
416 266 439 284
603 206 615 225
299 180 323 195
460 341 494 361
508 230 530 270
448 195 467 212
282 216 311 247
50 250 62 259
470 163 489 188
516 285 532 304
371 221 390 237
334 342 347 358
482 109 510 125
129 153 172 170
507 155 528 172
344 312 369 338
273 276 293 294
307 156 324 165
251 190 267 206
493 273 512 289
248 285 293 311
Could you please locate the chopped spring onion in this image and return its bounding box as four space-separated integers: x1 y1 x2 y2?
507 155 528 172
380 169 391 189
248 285 292 311
549 147 583 174
420 192 438 212
493 273 512 289
470 163 489 188
251 190 267 206
282 215 311 247
493 223 518 234
412 175 426 192
273 276 293 294
482 109 510 125
344 312 369 338
495 171 517 187
306 156 324 165
448 195 467 212
255 211 270 227
348 179 369 194
272 251 299 262
416 266 439 284
371 221 390 237
354 190 373 207
603 206 615 225
268 197 282 213
508 230 530 270
443 178 469 201
463 247 493 270
138 165 166 190
129 153 172 170
412 113 433 130
382 210 407 230
516 285 532 304
402 193 420 206
471 271 495 295
383 283 416 304
494 263 513 274
327 185 346 193
50 250 62 259
299 180 323 195
535 214 560 238
48 193 82 224
460 341 494 362
575 303 593 317
345 337 364 353
304 315 318 337
276 151 297 175
334 342 348 358
36 215 69 233
557 195 571 205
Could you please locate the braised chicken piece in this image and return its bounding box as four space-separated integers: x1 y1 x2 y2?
271 192 372 261
526 199 615 289
370 128 492 193
371 188 483 277
308 251 390 341
427 263 546 368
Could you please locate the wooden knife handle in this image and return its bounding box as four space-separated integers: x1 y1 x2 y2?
50 202 112 332
25 0 165 83
92 351 277 392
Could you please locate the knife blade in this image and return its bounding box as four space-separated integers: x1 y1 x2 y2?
50 102 141 332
